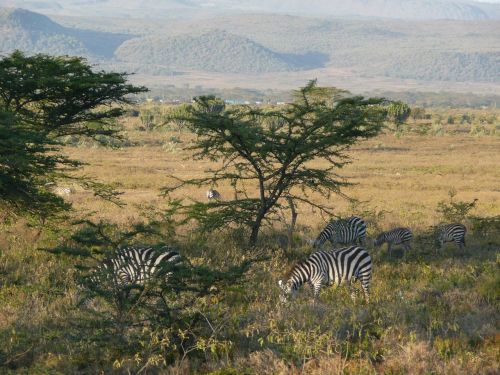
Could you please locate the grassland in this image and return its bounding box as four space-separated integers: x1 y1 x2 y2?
66 111 500 228
0 108 499 374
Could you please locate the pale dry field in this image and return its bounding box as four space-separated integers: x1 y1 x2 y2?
65 123 500 233
130 68 500 95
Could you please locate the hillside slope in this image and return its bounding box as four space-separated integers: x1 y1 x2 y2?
193 0 495 20
2 7 499 84
2 0 500 20
115 30 327 73
122 13 499 82
0 7 131 57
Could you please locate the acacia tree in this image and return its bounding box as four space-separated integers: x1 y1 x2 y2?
164 81 389 246
0 51 147 218
387 101 411 132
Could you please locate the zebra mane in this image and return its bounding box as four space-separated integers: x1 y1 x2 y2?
284 257 309 280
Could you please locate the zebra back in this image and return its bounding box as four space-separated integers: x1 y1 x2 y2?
374 227 412 247
89 246 181 288
438 224 466 246
279 246 372 302
313 216 367 248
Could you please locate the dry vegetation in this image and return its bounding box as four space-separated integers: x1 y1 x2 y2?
0 106 499 374
67 108 500 228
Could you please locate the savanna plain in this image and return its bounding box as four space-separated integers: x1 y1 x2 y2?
1 107 499 374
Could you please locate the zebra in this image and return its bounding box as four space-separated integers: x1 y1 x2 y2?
278 246 372 303
87 246 181 288
313 216 367 249
437 223 467 249
374 227 413 257
206 188 222 201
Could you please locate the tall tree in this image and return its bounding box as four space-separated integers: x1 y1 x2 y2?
0 51 147 218
164 81 390 246
387 101 411 131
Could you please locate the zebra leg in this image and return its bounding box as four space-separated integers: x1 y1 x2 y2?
312 281 322 301
360 278 370 303
403 242 410 259
349 279 360 302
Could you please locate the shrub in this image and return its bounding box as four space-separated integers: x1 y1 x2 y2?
436 189 477 223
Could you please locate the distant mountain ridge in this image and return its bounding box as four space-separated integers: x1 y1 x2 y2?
0 7 132 57
192 0 496 20
1 0 500 20
0 7 498 85
115 30 328 74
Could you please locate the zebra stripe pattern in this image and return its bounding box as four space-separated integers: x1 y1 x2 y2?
206 189 222 201
374 227 413 257
313 216 367 248
438 223 467 249
278 246 372 303
88 246 181 287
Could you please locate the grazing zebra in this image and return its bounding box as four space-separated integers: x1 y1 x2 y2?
88 246 181 288
437 224 467 249
374 227 413 257
206 189 222 201
278 246 372 303
313 216 367 248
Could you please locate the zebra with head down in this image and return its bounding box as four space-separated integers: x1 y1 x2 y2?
278 246 372 303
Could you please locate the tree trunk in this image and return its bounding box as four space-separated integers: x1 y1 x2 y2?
249 176 268 246
249 211 265 246
286 197 298 251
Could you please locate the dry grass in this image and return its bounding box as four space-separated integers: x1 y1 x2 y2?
0 111 499 374
67 116 500 231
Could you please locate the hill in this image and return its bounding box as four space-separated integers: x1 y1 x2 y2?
0 7 131 58
115 30 328 74
111 13 500 83
1 7 499 92
191 0 497 20
2 0 500 20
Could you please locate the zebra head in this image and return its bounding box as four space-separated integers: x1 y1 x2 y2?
373 233 385 248
278 279 294 303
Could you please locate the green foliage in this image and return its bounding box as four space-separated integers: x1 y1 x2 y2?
470 215 500 238
46 216 253 372
436 189 477 223
387 101 411 132
163 81 389 245
163 103 192 132
139 107 158 131
0 50 146 218
0 109 71 218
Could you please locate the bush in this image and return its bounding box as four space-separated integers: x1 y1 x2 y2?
48 218 252 371
436 189 477 223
